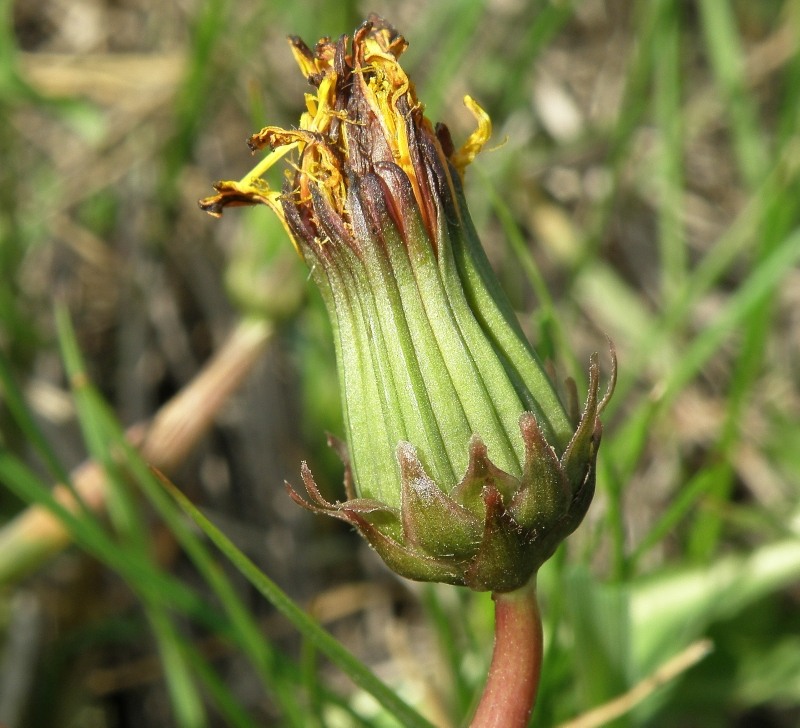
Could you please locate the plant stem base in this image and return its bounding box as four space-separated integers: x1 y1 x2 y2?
470 581 542 727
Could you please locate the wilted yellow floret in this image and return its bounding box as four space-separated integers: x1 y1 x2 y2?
451 95 493 176
200 21 494 249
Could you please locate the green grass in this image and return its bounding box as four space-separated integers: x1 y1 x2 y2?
2 1 799 726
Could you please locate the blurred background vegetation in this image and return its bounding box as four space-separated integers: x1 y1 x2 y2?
1 0 799 726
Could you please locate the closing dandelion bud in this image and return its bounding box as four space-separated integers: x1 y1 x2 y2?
200 16 615 593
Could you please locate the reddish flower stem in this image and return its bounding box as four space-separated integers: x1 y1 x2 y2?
470 581 543 728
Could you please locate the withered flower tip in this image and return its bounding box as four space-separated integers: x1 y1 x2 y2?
200 17 615 592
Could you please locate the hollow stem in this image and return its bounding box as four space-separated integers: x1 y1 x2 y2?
470 579 543 728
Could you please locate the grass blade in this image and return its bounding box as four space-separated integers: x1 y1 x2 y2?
162 475 435 728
